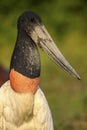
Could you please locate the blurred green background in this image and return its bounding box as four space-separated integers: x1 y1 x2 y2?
0 0 87 129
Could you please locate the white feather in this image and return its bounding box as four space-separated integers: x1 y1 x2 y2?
0 81 54 130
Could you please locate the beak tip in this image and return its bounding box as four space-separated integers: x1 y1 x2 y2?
73 72 81 80
77 75 81 80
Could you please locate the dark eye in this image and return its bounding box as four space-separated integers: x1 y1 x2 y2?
31 18 35 23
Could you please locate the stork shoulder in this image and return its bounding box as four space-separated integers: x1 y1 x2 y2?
33 88 54 130
0 81 34 128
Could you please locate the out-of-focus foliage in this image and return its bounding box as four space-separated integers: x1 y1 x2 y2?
0 0 87 35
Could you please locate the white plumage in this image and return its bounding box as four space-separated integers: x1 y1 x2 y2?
0 81 54 130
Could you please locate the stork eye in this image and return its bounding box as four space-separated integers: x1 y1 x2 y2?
31 18 35 23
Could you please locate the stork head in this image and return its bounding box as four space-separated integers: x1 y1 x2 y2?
17 11 80 80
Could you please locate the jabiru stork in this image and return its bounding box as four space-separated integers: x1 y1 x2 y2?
0 11 80 130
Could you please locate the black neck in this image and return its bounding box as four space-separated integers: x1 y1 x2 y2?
10 29 40 78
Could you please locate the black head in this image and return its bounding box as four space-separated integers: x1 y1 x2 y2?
10 11 43 78
10 11 80 80
17 11 42 33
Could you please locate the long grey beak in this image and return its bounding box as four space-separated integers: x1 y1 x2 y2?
30 24 80 80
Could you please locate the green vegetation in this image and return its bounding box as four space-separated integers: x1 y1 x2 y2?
0 0 87 129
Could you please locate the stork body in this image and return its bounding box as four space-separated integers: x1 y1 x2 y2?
0 81 53 130
0 11 80 130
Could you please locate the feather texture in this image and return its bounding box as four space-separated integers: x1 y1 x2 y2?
0 81 54 130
